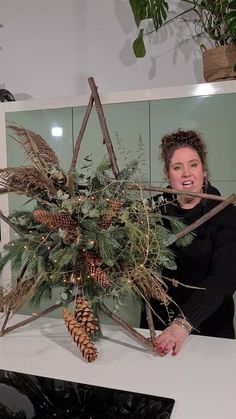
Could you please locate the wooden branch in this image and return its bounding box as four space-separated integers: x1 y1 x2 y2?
175 193 236 240
69 94 94 174
88 77 120 178
129 183 228 202
0 303 62 336
0 311 11 335
145 299 156 345
100 303 164 356
0 210 22 236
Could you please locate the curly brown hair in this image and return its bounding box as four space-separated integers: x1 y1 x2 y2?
160 129 208 174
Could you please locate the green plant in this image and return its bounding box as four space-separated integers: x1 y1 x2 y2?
129 0 236 57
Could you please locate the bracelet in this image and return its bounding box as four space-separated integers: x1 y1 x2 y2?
172 316 193 334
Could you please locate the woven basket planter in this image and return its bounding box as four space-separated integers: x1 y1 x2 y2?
201 44 236 82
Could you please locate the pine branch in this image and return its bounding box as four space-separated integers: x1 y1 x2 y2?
88 77 120 178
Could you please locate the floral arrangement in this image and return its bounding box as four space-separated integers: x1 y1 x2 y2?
0 78 231 362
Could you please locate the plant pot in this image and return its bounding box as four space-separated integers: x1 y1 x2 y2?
201 44 236 82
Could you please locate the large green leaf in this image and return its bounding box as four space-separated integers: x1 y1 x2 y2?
226 1 236 38
150 0 169 30
129 0 169 30
129 0 150 27
133 29 146 58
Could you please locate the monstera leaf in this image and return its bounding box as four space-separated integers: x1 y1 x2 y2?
226 0 236 39
130 0 169 57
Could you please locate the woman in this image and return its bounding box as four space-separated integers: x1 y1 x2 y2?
141 129 236 356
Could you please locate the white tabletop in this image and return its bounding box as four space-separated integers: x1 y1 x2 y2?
0 313 236 419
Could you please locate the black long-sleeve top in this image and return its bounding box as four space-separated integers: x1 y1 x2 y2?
141 183 236 338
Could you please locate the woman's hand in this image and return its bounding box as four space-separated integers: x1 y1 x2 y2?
155 323 189 356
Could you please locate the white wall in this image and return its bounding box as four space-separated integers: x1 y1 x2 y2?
0 0 213 100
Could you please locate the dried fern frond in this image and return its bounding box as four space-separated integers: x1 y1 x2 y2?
63 309 98 362
8 125 60 170
0 167 56 199
0 277 36 313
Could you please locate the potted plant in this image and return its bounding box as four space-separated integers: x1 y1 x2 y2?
129 0 236 81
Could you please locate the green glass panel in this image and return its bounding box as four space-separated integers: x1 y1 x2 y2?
73 101 150 184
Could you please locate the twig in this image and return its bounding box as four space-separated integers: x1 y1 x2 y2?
0 311 11 335
88 77 120 178
129 184 228 202
100 303 163 356
0 303 62 336
175 193 236 240
0 210 22 236
69 94 94 174
145 299 156 345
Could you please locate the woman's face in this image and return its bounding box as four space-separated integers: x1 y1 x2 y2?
166 147 206 194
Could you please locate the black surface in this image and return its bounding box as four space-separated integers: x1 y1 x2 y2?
0 369 175 418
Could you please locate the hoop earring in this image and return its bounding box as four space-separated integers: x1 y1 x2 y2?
202 177 208 192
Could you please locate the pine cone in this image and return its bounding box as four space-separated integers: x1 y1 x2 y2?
33 210 76 231
74 296 98 337
97 218 112 230
109 199 123 216
97 200 123 230
63 309 98 362
85 252 111 287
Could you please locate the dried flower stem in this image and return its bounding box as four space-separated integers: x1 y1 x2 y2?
88 77 120 178
0 303 62 336
100 303 161 356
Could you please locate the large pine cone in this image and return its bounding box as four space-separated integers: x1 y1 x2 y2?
74 296 98 337
33 210 77 234
63 309 98 362
33 209 76 230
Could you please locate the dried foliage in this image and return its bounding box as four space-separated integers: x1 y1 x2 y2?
8 125 60 171
0 167 56 199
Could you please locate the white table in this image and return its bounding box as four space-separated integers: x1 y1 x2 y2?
0 314 236 419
